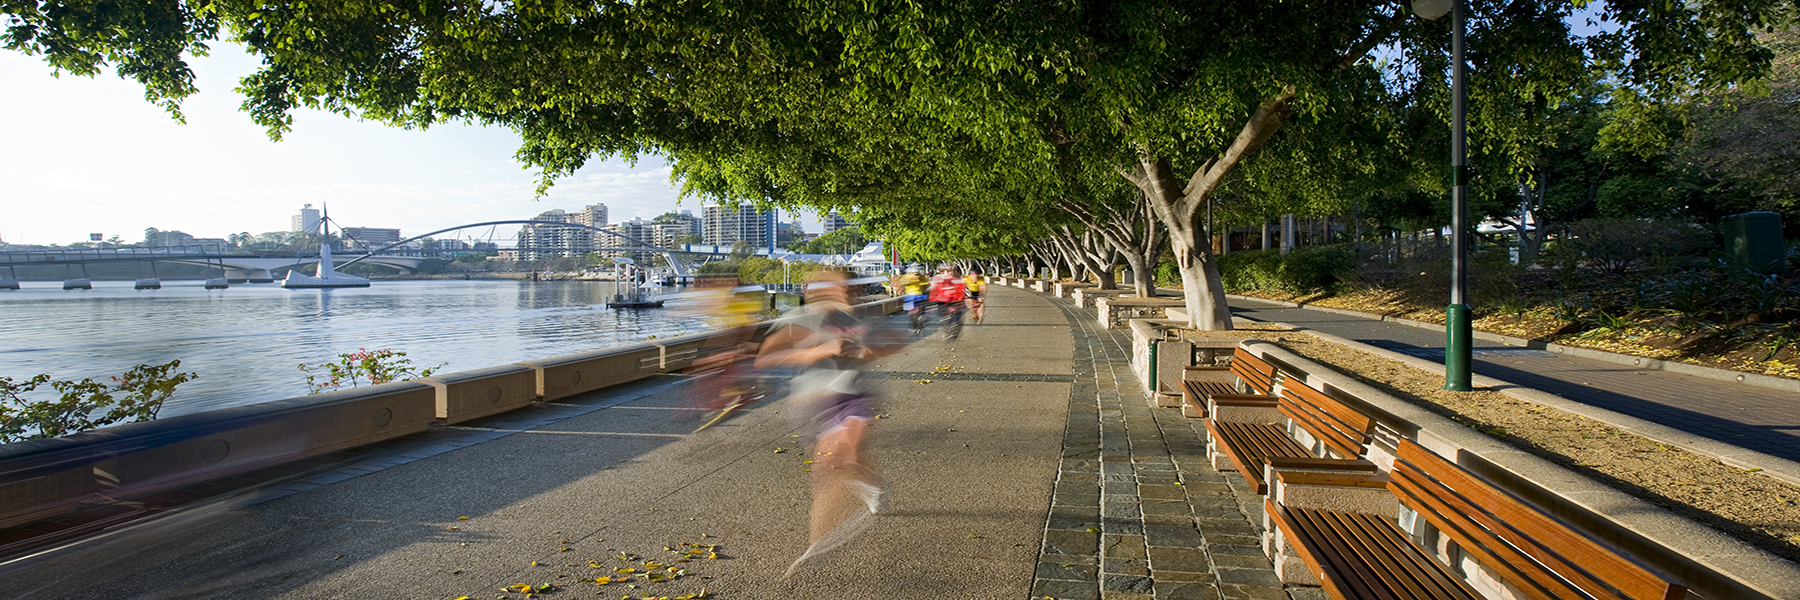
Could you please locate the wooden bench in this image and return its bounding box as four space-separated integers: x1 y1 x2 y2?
1267 438 1687 600
1205 375 1378 494
1180 347 1279 419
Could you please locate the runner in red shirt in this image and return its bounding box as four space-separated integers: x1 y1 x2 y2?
928 264 967 341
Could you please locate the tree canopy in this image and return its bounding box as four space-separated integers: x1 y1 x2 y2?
8 0 1791 327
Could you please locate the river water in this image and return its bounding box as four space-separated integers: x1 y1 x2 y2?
0 279 736 417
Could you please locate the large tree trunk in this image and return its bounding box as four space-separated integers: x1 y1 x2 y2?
1120 89 1297 331
1120 251 1156 298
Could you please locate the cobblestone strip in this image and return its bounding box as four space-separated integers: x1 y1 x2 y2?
1034 296 1291 600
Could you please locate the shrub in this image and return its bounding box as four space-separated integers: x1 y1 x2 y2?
1356 242 1518 308
1551 218 1716 275
1218 245 1357 295
0 361 197 443
299 349 443 394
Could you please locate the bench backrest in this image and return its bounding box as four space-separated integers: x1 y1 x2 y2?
1278 382 1377 460
1230 347 1278 395
1388 439 1687 600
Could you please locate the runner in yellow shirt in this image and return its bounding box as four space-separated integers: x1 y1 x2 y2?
963 269 986 323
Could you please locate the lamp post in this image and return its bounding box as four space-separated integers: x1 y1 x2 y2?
1413 0 1472 391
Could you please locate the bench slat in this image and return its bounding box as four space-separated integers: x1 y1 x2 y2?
1274 501 1485 600
1230 348 1279 395
1392 440 1686 600
1336 508 1483 600
1292 505 1399 600
1280 383 1376 460
1209 420 1311 494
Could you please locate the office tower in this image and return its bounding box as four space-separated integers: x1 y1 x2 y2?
823 210 855 233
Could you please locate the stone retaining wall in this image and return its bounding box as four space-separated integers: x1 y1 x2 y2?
1095 296 1186 329
1053 282 1092 298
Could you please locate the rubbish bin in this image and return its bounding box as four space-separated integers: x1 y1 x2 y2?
1720 211 1786 273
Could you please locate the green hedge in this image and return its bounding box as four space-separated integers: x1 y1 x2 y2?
1217 246 1356 295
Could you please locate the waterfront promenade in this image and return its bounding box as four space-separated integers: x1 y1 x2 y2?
0 286 1279 600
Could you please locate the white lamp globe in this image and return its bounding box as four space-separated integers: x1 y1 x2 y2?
1412 0 1452 20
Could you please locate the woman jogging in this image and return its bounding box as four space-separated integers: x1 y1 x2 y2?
756 271 904 575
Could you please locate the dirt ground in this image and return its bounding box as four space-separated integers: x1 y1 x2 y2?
1255 331 1800 564
1236 288 1800 381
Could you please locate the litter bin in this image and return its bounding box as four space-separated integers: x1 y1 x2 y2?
1720 211 1786 273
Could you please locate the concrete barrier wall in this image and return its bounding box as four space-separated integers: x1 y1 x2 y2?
422 365 538 424
0 296 901 534
0 382 435 529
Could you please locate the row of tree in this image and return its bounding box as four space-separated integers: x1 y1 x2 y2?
8 1 1791 328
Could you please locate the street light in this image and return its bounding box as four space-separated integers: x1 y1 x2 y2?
1414 0 1473 391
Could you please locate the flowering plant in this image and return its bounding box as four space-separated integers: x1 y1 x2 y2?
299 348 443 394
0 360 196 443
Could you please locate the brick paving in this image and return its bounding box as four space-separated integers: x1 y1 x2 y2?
1230 298 1800 463
1035 293 1288 600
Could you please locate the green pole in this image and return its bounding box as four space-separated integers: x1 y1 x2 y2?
1444 0 1473 391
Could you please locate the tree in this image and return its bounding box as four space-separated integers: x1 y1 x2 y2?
11 0 1782 329
793 228 866 255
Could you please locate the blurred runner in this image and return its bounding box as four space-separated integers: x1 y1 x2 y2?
963 267 986 324
687 278 767 432
756 271 904 575
928 264 966 341
895 265 929 334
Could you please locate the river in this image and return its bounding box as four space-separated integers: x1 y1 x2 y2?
0 279 744 417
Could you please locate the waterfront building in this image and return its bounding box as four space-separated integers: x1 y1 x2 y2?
600 218 658 260
517 209 595 259
290 204 322 235
702 202 777 249
572 204 608 228
337 227 402 251
651 210 703 248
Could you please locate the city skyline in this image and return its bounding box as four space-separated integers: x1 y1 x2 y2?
0 43 824 246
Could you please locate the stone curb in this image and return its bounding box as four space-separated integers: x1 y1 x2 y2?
1268 322 1800 489
1224 294 1800 395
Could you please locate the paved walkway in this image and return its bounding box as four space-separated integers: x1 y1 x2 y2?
0 286 1287 600
1229 298 1800 464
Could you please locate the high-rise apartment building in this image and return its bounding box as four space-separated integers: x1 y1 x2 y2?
600 218 658 260
823 210 855 233
651 210 703 248
517 209 595 259
702 203 777 249
572 204 608 228
291 204 322 234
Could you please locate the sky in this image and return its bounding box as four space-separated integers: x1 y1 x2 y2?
0 44 816 247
